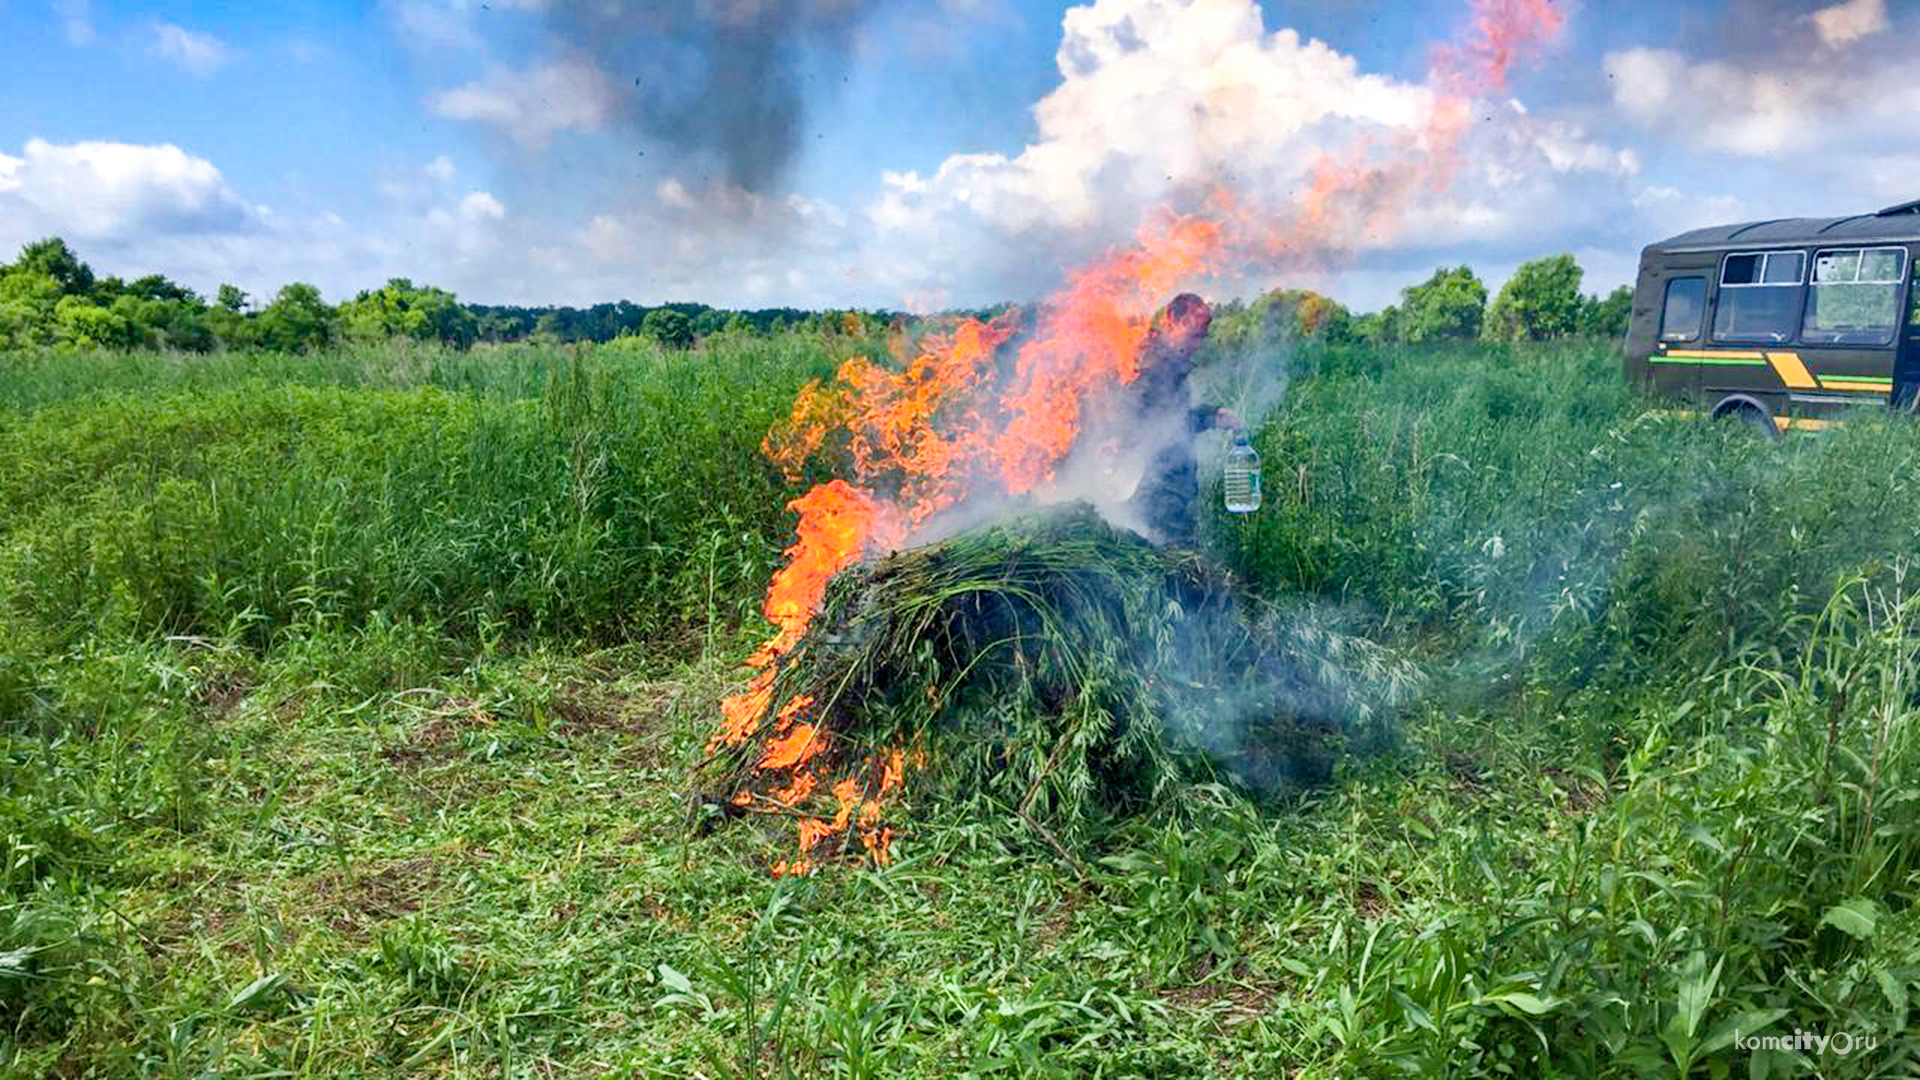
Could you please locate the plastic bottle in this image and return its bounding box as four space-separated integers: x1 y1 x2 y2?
1224 432 1262 513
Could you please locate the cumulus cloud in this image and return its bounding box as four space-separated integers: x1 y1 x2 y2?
1604 1 1912 160
0 139 255 249
1810 0 1887 48
0 138 527 307
457 191 505 221
430 59 618 149
150 22 232 76
3 0 1677 312
856 0 1622 306
1604 48 1816 156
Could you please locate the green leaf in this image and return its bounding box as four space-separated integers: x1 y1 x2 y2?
657 963 693 995
1685 825 1727 858
1392 990 1438 1033
227 972 288 1012
1699 1008 1787 1055
1821 898 1880 940
1875 969 1907 1020
1479 990 1557 1015
1674 951 1724 1042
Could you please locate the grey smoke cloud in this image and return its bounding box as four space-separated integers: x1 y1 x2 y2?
536 0 881 192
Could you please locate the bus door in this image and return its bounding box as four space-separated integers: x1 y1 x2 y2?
1901 251 1920 410
1643 254 1716 404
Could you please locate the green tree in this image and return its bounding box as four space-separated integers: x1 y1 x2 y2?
12 237 95 296
52 295 138 349
216 284 250 313
339 278 477 349
1267 288 1352 342
1351 305 1401 346
208 306 258 350
1580 285 1633 340
0 269 61 348
1398 266 1486 343
642 308 694 349
1486 254 1583 342
257 283 338 352
112 294 216 351
126 273 197 303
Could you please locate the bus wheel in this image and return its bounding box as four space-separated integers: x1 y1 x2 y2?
1712 398 1781 441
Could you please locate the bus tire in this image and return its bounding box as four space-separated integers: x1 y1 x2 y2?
1711 395 1780 441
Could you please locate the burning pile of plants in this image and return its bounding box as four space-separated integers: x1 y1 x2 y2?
702 503 1420 874
688 215 1443 873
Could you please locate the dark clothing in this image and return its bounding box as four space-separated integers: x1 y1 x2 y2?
1127 342 1219 545
1118 292 1218 545
1136 441 1201 545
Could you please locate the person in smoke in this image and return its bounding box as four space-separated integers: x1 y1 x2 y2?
1127 293 1243 546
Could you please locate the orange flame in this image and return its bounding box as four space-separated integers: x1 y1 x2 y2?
749 479 901 668
1434 0 1565 96
996 213 1224 494
716 0 1564 875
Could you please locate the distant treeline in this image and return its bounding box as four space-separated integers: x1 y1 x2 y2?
465 301 848 345
0 238 897 354
0 236 1629 354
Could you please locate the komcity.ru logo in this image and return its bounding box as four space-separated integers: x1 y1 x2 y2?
1736 1029 1879 1056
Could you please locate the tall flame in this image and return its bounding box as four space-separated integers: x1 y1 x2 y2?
715 0 1564 874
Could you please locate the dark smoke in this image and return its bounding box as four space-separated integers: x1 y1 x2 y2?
539 0 881 192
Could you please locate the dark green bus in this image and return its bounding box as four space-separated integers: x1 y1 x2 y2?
1625 200 1920 432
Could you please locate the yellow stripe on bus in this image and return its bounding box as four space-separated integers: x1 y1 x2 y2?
1772 416 1834 432
1764 351 1817 389
1819 380 1893 394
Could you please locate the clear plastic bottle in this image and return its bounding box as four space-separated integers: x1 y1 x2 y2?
1224 432 1262 513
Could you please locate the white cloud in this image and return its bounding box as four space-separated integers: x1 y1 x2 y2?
430 59 618 149
880 0 1430 235
0 139 255 246
0 139 529 307
855 0 1629 307
0 1 1712 315
1604 48 1815 157
861 0 1442 300
458 191 505 220
1604 41 1917 159
384 0 551 51
150 22 233 76
1810 0 1887 48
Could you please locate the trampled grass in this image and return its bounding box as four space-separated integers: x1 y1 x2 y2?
4 331 1920 1076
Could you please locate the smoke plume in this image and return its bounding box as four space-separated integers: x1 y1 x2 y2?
537 0 881 192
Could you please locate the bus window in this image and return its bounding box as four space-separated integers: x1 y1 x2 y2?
1714 250 1804 343
1659 277 1705 341
1803 247 1906 345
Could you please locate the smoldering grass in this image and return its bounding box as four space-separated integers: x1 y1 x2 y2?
703 504 1422 866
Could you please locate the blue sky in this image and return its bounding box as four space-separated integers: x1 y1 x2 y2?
1 0 1912 311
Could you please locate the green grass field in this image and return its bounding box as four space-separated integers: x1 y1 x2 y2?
5 331 1920 1077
